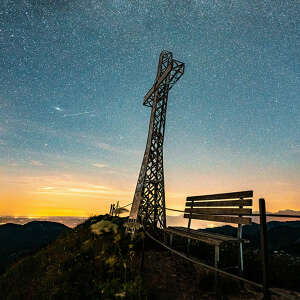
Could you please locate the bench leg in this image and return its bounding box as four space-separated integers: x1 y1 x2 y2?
214 245 220 268
187 238 191 256
214 245 220 296
237 224 244 275
239 241 244 275
169 233 173 247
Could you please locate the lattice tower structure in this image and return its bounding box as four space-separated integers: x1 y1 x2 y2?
128 51 184 229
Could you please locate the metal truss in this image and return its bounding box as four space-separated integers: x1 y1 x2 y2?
128 51 184 229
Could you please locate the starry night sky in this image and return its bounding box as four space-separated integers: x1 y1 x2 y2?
1 0 299 217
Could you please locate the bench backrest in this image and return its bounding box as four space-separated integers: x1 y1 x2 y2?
184 191 253 228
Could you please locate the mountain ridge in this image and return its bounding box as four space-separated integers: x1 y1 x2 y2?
0 220 70 274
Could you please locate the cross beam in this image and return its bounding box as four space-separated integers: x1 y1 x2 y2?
128 51 184 229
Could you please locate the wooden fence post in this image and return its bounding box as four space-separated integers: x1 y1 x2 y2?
259 198 270 300
115 201 119 216
112 204 115 216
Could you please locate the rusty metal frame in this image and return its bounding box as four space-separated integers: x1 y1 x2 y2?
128 51 184 229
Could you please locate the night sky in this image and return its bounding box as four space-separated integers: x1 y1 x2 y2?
1 0 299 217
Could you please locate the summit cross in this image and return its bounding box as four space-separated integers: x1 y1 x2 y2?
128 51 184 230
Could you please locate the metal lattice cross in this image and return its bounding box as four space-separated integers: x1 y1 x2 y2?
128 51 184 229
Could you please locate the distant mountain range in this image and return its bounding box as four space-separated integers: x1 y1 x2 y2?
0 221 70 274
0 216 87 228
276 209 300 215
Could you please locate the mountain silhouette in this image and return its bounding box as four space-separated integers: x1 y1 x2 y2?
0 221 70 274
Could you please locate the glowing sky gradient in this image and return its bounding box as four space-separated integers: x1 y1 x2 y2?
1 1 299 217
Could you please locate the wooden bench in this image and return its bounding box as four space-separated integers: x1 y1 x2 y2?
165 190 253 273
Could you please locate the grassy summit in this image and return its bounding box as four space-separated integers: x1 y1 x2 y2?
0 215 144 300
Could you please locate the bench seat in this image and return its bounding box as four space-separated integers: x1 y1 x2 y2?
165 226 249 246
164 191 253 274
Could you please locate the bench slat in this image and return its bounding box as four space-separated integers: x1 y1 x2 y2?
184 213 252 225
169 227 236 241
165 227 243 246
185 199 252 207
186 191 253 201
184 208 252 215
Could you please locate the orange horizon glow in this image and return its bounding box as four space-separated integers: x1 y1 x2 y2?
1 166 299 217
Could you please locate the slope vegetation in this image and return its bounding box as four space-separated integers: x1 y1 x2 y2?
0 215 144 300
